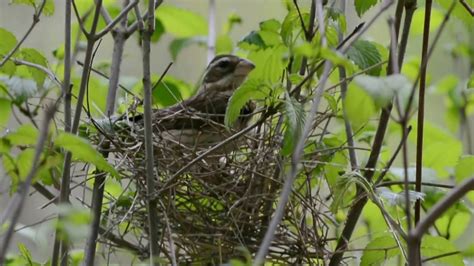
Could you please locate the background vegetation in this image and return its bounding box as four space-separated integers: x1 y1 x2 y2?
0 0 473 265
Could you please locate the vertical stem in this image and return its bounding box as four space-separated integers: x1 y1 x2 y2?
207 0 216 63
52 0 73 264
338 0 358 171
142 0 161 264
415 0 432 226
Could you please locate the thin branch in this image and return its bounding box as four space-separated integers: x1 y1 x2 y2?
0 0 47 67
52 0 73 264
414 0 433 228
10 58 62 87
0 105 56 263
410 178 474 261
95 0 139 39
459 0 474 15
376 181 455 189
141 0 161 263
126 0 163 35
71 0 91 38
255 1 394 264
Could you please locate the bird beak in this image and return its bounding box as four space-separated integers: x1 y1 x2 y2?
235 58 255 76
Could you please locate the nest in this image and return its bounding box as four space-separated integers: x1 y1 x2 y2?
94 105 334 264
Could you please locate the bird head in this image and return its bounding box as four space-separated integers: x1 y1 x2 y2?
201 55 255 93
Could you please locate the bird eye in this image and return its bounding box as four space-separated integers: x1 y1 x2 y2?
217 60 230 69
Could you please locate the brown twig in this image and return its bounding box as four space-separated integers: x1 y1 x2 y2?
0 105 56 263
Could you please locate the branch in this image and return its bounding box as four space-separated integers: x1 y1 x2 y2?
141 0 161 264
207 0 216 63
0 105 56 263
95 0 139 39
459 0 474 15
409 178 474 263
255 0 394 264
0 0 47 67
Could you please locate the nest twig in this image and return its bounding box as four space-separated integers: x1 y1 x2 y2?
90 104 336 264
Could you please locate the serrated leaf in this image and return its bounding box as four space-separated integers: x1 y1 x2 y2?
238 31 266 50
5 124 38 145
20 48 48 86
0 98 12 128
156 4 207 38
54 132 119 178
248 46 286 83
354 0 379 17
0 27 18 55
225 78 268 127
347 40 382 76
360 235 401 266
281 94 305 155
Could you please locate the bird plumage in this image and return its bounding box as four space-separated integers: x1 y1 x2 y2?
128 54 255 148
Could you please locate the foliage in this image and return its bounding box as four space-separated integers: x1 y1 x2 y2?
0 0 473 265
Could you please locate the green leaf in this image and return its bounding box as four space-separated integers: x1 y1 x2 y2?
5 124 38 145
320 47 353 71
169 36 206 60
455 155 474 182
20 48 48 86
151 18 165 42
410 7 444 35
152 76 190 107
42 0 55 16
409 121 462 177
17 148 34 180
222 13 242 34
238 31 266 50
248 46 287 83
156 4 207 38
344 84 376 128
360 235 401 266
225 78 268 127
281 94 305 155
0 98 11 128
17 243 33 265
353 74 412 108
354 0 379 17
216 35 233 54
0 60 16 76
0 27 18 55
421 236 464 266
436 0 473 28
347 40 382 76
54 132 119 178
10 0 35 6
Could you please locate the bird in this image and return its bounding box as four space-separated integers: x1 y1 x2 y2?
110 55 256 174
